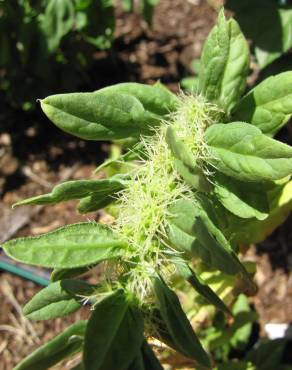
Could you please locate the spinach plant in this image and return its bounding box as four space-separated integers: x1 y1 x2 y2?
3 10 292 370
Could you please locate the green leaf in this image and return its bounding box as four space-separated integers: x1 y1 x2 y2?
255 8 292 69
40 0 75 52
141 341 163 370
167 199 255 291
83 290 144 370
194 214 253 285
245 338 287 370
226 0 292 69
232 72 292 136
97 82 178 116
149 308 178 351
174 158 212 192
154 277 211 368
50 266 94 282
213 173 269 220
77 192 115 214
225 180 292 245
181 77 199 92
23 279 94 320
60 278 96 295
128 354 145 370
3 222 126 268
14 321 87 370
166 126 211 192
78 0 114 50
199 10 249 114
128 340 164 370
174 259 231 315
230 294 254 351
40 90 161 141
205 122 292 181
166 126 195 168
167 198 201 252
13 175 128 207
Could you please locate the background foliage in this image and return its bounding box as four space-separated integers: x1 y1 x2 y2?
0 0 158 109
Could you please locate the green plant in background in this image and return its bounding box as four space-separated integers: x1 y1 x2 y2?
122 0 159 24
225 0 292 70
0 0 114 108
184 0 292 93
3 9 292 370
0 0 159 109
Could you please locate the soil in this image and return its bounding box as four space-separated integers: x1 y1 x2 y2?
0 0 291 369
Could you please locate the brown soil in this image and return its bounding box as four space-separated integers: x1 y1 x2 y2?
0 1 291 369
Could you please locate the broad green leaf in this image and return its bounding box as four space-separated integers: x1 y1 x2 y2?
23 279 94 320
60 278 97 295
149 308 178 351
213 173 269 220
232 72 292 136
166 126 195 168
167 199 255 291
226 0 292 69
40 91 161 141
40 0 75 52
14 321 87 370
255 8 292 69
174 259 230 314
83 290 144 370
50 266 94 282
77 193 115 214
97 82 178 116
129 342 163 370
174 158 212 192
167 220 196 255
199 10 249 114
194 213 254 289
245 338 288 370
205 122 292 181
3 222 126 268
128 354 145 370
154 277 211 368
225 180 292 245
141 341 163 370
166 126 211 192
167 199 232 268
13 175 128 207
230 294 253 351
